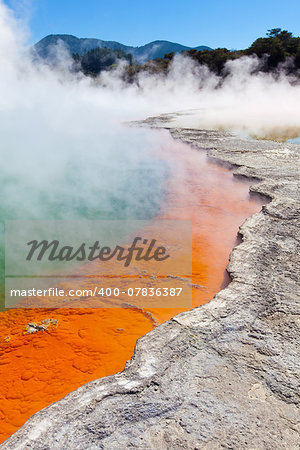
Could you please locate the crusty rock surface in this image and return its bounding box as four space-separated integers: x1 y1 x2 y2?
2 118 300 449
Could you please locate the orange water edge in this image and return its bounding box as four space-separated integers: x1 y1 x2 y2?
0 132 266 442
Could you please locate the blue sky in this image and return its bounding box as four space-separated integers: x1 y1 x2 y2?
6 0 300 49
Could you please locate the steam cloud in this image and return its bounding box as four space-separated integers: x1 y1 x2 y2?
0 0 299 228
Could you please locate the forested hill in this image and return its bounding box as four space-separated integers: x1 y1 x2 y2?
33 29 300 79
33 34 211 63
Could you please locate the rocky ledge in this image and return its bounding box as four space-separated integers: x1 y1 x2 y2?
2 116 300 449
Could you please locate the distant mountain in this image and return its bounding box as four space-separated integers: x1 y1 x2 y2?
33 34 212 63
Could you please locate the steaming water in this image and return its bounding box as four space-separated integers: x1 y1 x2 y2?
0 128 169 307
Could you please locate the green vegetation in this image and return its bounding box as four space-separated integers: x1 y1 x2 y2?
159 28 300 77
245 28 300 70
73 47 133 76
72 29 300 79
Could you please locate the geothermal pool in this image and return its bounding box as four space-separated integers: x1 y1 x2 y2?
0 131 266 442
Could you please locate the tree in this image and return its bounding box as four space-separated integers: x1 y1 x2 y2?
267 28 283 38
267 28 293 42
295 45 300 69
